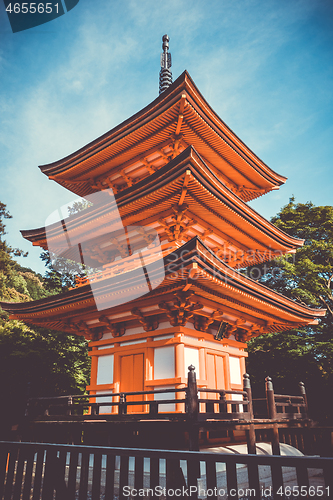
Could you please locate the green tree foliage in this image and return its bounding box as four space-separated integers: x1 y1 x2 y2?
40 250 81 293
40 198 93 292
0 202 28 277
246 198 333 423
0 321 90 436
0 202 91 436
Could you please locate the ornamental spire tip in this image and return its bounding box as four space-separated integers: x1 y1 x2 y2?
159 34 172 95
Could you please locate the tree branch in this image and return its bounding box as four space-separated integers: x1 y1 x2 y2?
319 295 333 316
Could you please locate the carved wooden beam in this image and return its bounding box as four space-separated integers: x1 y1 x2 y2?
86 244 113 264
136 226 157 246
109 236 130 258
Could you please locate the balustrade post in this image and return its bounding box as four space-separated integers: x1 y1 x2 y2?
243 373 256 454
299 382 308 418
265 376 276 419
119 393 127 415
265 376 280 455
243 373 254 418
187 365 198 417
187 365 199 451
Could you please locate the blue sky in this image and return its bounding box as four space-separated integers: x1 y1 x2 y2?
0 0 332 275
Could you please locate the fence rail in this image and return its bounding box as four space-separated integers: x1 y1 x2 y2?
1 440 333 500
21 369 315 455
25 369 308 424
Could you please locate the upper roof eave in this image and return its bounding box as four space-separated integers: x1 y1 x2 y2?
38 71 286 189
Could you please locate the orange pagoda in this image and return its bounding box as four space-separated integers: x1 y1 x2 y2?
1 36 325 448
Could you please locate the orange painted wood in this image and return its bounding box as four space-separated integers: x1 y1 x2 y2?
120 353 144 413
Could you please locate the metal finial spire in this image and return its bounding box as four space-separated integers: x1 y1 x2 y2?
159 34 172 95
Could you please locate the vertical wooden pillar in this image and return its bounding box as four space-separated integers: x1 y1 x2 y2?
243 373 256 454
90 348 98 388
265 376 280 455
175 342 185 412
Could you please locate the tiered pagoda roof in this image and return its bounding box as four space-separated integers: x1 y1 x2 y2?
1 70 325 340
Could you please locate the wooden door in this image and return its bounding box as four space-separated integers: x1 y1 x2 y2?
207 353 224 390
120 353 144 413
206 354 225 412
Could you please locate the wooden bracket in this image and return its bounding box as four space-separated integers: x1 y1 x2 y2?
67 319 103 341
159 292 203 327
194 309 223 332
99 315 126 337
158 204 196 242
131 307 159 332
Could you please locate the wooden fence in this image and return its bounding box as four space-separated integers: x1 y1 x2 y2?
1 440 333 500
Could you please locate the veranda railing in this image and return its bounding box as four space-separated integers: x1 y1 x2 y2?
1 440 333 500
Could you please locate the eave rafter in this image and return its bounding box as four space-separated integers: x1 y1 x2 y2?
88 139 188 195
181 104 263 193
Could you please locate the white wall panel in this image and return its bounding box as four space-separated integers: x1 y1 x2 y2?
96 354 114 385
154 346 175 379
184 347 200 379
229 356 242 385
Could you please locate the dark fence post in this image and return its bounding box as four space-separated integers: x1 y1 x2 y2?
187 365 199 452
91 403 99 416
265 376 280 456
219 390 227 414
66 396 73 416
24 382 31 419
166 459 187 499
243 373 256 454
149 400 158 415
299 381 308 418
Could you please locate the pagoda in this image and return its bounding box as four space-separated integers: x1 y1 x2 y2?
1 36 325 433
